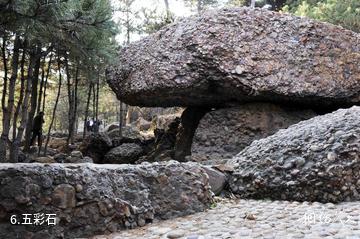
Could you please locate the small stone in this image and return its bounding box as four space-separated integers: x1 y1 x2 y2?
244 213 256 220
327 152 337 161
70 151 83 158
310 145 321 152
187 235 199 239
150 227 172 235
235 65 245 75
15 195 30 204
167 230 185 239
52 184 76 209
138 218 146 227
75 184 83 192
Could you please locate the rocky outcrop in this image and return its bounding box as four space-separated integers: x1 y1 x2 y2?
0 162 212 238
107 125 142 141
107 7 360 109
79 133 112 163
144 118 180 162
191 103 316 161
104 143 144 164
151 112 183 130
228 106 360 203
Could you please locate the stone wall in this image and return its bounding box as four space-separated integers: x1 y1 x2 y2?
0 162 212 238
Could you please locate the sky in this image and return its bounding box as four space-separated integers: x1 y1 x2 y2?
112 0 193 43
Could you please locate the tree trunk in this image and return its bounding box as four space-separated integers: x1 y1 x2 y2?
0 35 8 162
72 64 79 143
197 0 203 13
83 83 92 139
23 45 42 152
95 73 100 121
13 45 27 141
65 56 75 145
250 0 256 8
42 54 53 113
9 47 37 162
164 0 171 22
37 55 46 114
92 84 96 119
0 35 21 153
43 56 63 156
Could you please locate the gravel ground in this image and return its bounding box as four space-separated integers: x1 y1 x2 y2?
91 199 360 239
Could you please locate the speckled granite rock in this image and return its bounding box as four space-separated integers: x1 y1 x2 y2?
107 7 360 108
0 162 211 238
191 103 316 161
228 106 360 203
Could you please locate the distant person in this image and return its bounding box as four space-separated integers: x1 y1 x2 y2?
87 118 95 132
31 112 45 146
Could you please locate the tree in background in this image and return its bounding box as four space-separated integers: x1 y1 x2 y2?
0 0 118 161
227 0 288 11
184 0 219 13
283 0 360 32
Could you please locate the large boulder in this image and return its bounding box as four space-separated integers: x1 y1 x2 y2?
104 143 144 164
79 133 112 163
107 7 360 109
228 106 360 203
191 103 316 161
0 162 212 238
107 125 142 141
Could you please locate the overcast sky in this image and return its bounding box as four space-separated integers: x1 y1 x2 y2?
112 0 193 43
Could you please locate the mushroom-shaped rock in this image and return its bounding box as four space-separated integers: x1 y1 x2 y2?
228 106 360 203
107 7 360 108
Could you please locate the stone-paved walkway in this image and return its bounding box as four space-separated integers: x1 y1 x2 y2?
91 199 360 239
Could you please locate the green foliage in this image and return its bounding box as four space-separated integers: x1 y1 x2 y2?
140 7 173 34
0 0 118 66
283 0 360 32
184 0 219 12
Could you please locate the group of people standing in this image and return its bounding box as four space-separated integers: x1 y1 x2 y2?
85 118 102 133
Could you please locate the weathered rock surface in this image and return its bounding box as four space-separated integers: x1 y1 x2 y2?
228 106 360 203
0 162 211 238
151 112 182 130
80 133 112 163
107 7 360 108
202 166 227 196
104 122 120 132
192 103 316 160
107 125 142 141
104 143 144 164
